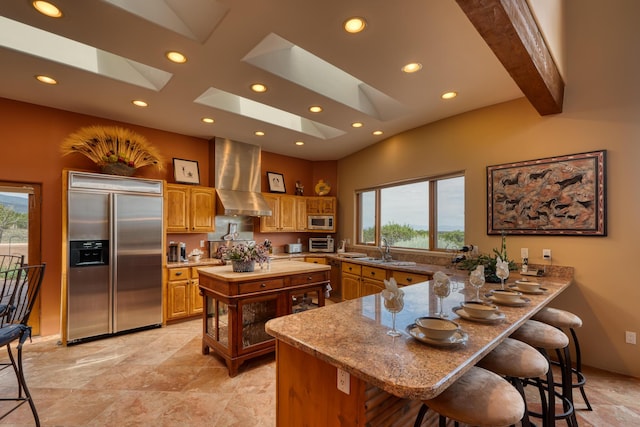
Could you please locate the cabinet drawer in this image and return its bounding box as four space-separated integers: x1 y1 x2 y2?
290 271 328 286
239 278 284 294
362 266 386 281
392 271 430 286
168 267 190 281
341 262 362 275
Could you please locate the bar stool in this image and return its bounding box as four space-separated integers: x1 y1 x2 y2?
413 366 525 427
511 319 577 427
477 337 549 427
532 307 592 411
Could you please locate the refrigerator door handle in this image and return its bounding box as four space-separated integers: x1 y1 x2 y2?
109 193 116 334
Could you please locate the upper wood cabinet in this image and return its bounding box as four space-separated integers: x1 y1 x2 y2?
295 197 307 232
166 184 215 233
306 197 336 214
260 194 296 232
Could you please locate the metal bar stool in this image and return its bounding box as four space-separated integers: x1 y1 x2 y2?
511 319 577 427
477 337 549 427
0 263 46 427
532 306 592 411
413 366 525 427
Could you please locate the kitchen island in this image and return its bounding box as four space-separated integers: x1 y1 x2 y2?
198 260 330 376
266 272 573 426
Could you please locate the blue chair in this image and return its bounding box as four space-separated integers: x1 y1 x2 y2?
0 263 46 426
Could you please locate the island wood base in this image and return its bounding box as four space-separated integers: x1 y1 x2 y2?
275 341 426 426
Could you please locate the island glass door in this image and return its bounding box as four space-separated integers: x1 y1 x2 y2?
238 294 280 354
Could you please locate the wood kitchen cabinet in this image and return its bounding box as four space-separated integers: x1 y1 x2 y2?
391 270 431 286
166 184 215 233
295 197 307 231
260 194 296 232
341 262 431 301
360 265 386 297
165 266 203 321
306 196 336 214
341 262 362 300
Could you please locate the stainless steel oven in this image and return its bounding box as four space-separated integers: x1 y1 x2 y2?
309 236 335 253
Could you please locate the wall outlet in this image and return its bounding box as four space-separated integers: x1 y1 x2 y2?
337 368 350 394
520 248 529 259
542 249 552 260
626 331 637 345
200 240 205 248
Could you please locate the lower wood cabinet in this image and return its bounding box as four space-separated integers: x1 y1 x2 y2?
341 261 433 301
166 266 203 321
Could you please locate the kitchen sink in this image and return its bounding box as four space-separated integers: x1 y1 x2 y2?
359 257 417 266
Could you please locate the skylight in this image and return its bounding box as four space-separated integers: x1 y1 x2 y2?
194 88 345 139
0 16 172 91
243 33 408 121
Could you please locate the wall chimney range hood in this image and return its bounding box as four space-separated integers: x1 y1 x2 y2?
214 137 272 217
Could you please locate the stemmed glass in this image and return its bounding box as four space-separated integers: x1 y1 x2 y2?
433 275 451 318
381 289 405 337
496 257 510 290
469 265 485 301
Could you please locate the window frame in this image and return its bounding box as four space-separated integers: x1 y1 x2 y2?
355 172 464 252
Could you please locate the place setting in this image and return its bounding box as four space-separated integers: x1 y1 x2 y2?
485 289 531 307
453 301 506 324
508 279 548 295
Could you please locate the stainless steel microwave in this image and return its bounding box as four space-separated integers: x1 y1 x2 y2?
308 215 334 230
309 237 335 253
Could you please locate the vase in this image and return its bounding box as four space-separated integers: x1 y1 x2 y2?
101 162 136 177
232 260 255 272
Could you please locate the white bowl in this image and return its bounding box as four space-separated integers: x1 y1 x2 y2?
461 302 498 319
415 317 460 340
516 280 541 292
188 255 201 262
492 289 522 303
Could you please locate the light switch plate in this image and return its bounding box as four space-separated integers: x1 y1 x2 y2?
520 248 529 259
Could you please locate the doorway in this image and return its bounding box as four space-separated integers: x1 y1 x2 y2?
0 182 42 335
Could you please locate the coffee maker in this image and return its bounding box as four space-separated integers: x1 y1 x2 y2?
168 242 179 262
179 242 187 261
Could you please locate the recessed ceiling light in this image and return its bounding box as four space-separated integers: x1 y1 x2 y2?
166 51 187 64
32 1 62 18
441 91 458 100
35 75 57 85
295 141 304 146
132 100 148 107
309 105 323 113
351 122 363 128
201 117 214 124
255 131 265 136
344 17 366 34
401 63 423 73
251 83 267 93
373 130 383 136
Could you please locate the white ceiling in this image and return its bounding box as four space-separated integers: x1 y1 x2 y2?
0 0 526 161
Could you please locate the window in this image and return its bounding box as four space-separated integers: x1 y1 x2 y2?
356 174 464 251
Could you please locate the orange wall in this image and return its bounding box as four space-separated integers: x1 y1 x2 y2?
0 97 337 337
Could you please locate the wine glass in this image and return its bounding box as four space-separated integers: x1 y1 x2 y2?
381 290 405 337
469 266 486 301
496 260 510 290
433 278 451 318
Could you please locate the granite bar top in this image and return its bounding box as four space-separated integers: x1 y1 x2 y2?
266 273 572 400
198 260 330 282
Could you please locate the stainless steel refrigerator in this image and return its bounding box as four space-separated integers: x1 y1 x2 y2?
66 171 163 343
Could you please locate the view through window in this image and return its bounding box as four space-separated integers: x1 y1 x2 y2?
0 191 29 263
357 175 464 251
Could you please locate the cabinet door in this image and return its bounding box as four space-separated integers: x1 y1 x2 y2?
361 278 385 297
392 271 431 286
305 257 327 265
342 273 360 300
279 195 296 231
295 197 307 231
319 197 335 214
237 294 280 355
190 187 215 232
260 194 280 232
190 279 203 314
166 185 189 232
167 279 189 319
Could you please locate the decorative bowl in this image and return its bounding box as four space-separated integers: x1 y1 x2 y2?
415 317 460 340
461 302 498 319
515 280 541 292
188 255 201 262
491 289 522 303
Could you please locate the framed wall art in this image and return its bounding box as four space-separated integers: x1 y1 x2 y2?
267 171 286 193
487 150 606 236
173 158 200 185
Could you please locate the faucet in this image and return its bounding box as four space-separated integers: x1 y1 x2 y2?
379 237 392 261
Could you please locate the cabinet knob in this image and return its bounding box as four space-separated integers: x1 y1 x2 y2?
307 276 312 281
370 272 375 276
261 283 267 288
175 271 183 276
406 277 413 282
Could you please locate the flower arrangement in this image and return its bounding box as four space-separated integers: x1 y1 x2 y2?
458 231 517 282
61 125 164 176
216 242 269 264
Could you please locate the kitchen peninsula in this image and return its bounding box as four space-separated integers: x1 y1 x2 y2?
266 272 573 426
198 260 330 376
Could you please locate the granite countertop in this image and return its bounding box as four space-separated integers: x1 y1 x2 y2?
166 258 225 268
266 273 573 400
198 260 330 282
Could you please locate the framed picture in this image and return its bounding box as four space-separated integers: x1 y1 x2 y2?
267 172 286 193
487 150 606 236
173 158 200 185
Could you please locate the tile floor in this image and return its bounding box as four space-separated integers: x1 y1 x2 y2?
0 318 638 426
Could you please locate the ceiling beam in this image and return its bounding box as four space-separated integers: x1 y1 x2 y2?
455 0 564 115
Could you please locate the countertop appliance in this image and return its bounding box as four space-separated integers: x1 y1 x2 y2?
309 236 335 253
308 215 334 231
285 243 303 253
66 171 163 344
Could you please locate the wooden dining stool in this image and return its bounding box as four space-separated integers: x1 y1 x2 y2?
413 366 525 427
532 307 592 411
477 337 549 427
510 319 577 427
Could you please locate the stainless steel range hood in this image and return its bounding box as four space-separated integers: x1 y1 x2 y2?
214 137 272 217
